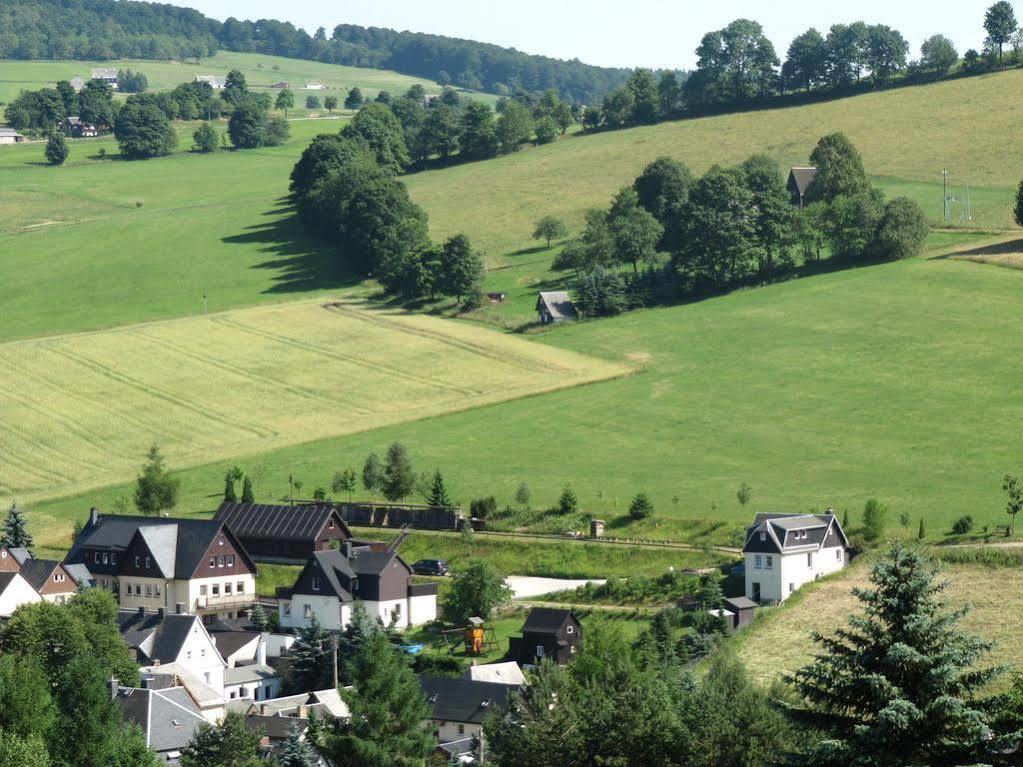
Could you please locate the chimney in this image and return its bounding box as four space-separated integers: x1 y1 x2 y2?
90 507 100 526
137 606 146 619
342 540 352 560
175 602 185 615
108 677 119 700
157 607 165 620
256 636 267 666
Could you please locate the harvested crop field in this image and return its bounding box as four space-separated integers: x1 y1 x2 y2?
0 297 627 503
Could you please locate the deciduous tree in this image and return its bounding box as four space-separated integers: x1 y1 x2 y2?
442 559 512 624
382 442 415 502
44 133 68 165
532 216 568 247
332 468 358 502
872 197 929 260
192 121 218 152
920 34 959 74
181 711 264 767
115 99 177 159
985 1 1018 64
344 86 364 110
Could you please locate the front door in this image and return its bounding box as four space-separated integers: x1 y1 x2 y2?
752 582 761 602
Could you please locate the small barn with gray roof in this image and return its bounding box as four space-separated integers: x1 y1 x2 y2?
536 291 577 324
787 166 818 209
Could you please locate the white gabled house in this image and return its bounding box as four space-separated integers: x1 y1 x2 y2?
743 512 848 603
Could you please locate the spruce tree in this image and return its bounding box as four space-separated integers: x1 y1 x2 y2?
277 723 319 767
337 602 382 685
426 469 452 508
249 603 269 633
1 503 33 551
326 632 434 767
223 477 237 503
514 482 532 509
790 543 1012 766
287 616 330 693
241 476 255 503
557 486 578 515
918 517 926 540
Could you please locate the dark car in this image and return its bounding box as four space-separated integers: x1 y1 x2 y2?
411 559 450 576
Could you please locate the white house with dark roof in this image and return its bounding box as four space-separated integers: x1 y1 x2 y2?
419 676 520 751
0 571 42 617
277 541 437 631
118 607 227 694
742 512 848 603
91 67 119 87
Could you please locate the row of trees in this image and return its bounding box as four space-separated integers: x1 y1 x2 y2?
584 3 1022 133
289 106 485 303
553 133 928 316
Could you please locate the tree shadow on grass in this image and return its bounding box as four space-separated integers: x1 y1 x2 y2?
931 237 1023 261
222 200 362 294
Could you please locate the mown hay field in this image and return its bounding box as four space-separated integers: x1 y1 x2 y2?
731 555 1023 690
0 297 627 511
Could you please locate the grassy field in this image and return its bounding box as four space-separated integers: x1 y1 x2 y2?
0 296 625 508
732 551 1023 689
0 51 497 106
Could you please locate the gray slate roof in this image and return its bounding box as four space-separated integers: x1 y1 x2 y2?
214 502 349 543
116 686 206 756
64 563 94 587
788 166 818 196
521 607 578 635
0 127 23 137
213 630 259 659
537 291 577 321
118 609 210 665
8 547 32 566
66 513 252 579
742 513 848 555
419 676 520 724
18 559 63 591
291 546 398 600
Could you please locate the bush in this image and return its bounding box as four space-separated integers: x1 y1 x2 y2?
44 133 68 165
629 493 653 520
305 95 321 109
469 496 497 519
558 486 578 515
192 122 218 153
263 116 291 146
862 498 888 542
951 515 974 535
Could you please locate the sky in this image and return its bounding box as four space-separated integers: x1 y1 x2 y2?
173 0 1000 70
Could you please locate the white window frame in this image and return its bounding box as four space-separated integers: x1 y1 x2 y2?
754 554 763 569
765 555 773 569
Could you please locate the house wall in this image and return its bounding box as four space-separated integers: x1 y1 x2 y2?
168 574 257 615
119 576 169 611
37 564 78 603
436 720 481 745
0 548 21 573
364 598 407 629
0 574 42 616
408 593 437 627
224 676 281 702
745 546 845 603
278 594 346 631
172 622 226 691
263 633 295 657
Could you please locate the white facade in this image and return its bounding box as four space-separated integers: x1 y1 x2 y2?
437 720 482 745
279 594 436 632
0 573 42 616
745 544 846 603
116 574 256 616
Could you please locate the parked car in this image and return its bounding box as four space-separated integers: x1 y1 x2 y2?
411 559 450 576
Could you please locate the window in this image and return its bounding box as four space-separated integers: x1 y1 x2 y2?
227 554 235 567
225 583 232 595
145 585 153 597
135 556 141 568
789 582 795 593
328 519 334 529
201 648 206 657
759 532 766 542
155 584 161 596
200 585 207 596
312 577 320 591
135 584 142 596
836 548 842 561
283 603 292 617
458 724 465 735
754 555 763 569
1 550 6 559
236 582 245 594
536 645 545 658
145 557 151 569
102 553 109 565
766 555 773 569
393 603 401 617
203 673 210 685
54 573 64 583
186 651 192 660
807 552 813 567
566 625 574 635
219 537 225 546
304 604 313 618
218 556 225 568
95 552 101 564
111 553 117 564
209 557 215 569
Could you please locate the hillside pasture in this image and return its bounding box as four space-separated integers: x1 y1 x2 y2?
0 51 496 106
732 554 1023 690
0 297 626 510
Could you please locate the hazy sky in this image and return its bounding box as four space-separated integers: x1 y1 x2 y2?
174 0 1000 70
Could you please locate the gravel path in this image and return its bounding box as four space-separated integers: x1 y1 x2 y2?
505 575 606 599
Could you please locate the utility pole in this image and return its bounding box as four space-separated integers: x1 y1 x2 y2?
330 635 339 689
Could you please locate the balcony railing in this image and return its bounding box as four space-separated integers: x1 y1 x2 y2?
194 593 255 611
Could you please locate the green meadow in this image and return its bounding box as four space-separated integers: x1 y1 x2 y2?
0 50 497 106
4 62 1023 552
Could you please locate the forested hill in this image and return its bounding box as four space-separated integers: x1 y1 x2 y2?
0 0 634 102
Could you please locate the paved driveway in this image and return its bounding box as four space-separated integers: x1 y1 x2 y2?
505 575 606 599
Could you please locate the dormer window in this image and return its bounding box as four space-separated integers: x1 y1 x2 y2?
566 625 574 635
759 532 766 542
312 577 321 591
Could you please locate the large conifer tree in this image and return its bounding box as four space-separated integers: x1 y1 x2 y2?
790 543 1013 766
0 503 33 551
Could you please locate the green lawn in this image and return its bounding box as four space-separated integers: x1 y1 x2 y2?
0 51 497 106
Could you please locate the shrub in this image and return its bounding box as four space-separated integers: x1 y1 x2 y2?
44 132 68 165
629 493 653 520
862 498 888 542
192 122 218 153
558 486 578 515
951 515 974 535
469 496 497 519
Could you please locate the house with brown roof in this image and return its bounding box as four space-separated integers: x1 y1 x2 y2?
742 512 848 603
787 166 818 209
214 502 351 563
277 541 437 631
536 291 577 324
64 508 258 619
